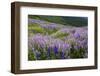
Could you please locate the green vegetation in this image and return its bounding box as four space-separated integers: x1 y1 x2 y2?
28 15 88 27
68 45 85 58
28 49 36 60
51 31 69 39
28 23 45 34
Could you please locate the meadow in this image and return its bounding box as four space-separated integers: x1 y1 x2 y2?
28 15 88 60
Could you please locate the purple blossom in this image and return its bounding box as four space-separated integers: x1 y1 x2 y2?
62 43 70 50
74 45 81 49
54 46 58 54
47 47 51 54
47 23 58 29
78 39 88 48
59 52 65 59
32 34 49 48
74 32 80 38
35 51 41 59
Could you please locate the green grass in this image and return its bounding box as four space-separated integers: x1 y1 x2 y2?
28 23 59 35
28 23 46 34
51 31 69 39
44 28 58 34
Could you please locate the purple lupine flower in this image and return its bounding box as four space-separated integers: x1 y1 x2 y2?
41 23 58 29
74 32 80 38
82 39 87 45
32 48 40 59
59 52 65 59
47 23 57 29
32 34 49 48
54 46 58 54
79 39 88 48
29 19 46 24
71 30 76 34
62 43 70 50
74 45 81 49
36 51 41 59
47 47 51 54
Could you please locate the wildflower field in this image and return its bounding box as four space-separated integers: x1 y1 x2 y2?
28 15 88 60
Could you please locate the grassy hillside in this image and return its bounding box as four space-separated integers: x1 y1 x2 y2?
28 16 88 60
28 15 88 27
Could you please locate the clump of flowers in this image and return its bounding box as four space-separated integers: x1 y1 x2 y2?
28 19 88 60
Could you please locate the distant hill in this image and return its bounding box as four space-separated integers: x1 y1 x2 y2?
28 15 88 27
